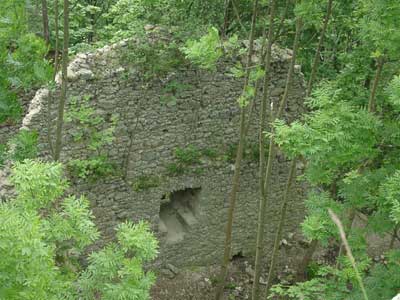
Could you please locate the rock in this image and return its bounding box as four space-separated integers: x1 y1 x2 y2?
167 263 180 275
271 87 284 97
67 68 78 81
244 261 254 277
144 24 156 31
392 295 400 300
77 69 94 80
160 268 175 279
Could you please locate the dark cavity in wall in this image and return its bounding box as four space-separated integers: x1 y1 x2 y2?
231 251 244 261
158 187 201 244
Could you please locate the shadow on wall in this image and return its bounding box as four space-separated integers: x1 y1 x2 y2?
159 187 201 243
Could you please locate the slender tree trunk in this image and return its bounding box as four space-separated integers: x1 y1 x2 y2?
41 0 50 45
306 0 333 97
264 159 297 297
54 0 60 77
368 56 384 113
215 1 259 299
252 17 303 300
243 27 269 137
54 0 69 161
48 0 60 158
248 0 276 293
259 0 277 213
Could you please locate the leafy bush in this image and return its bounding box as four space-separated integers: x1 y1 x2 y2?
347 250 400 300
166 162 185 176
181 27 223 70
166 145 203 176
175 145 202 165
77 220 158 299
0 14 52 123
0 160 158 299
387 75 400 111
121 39 186 81
274 85 380 185
8 129 38 162
0 90 22 124
68 156 115 180
202 148 218 159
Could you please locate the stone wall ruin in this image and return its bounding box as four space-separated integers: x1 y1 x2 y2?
22 35 308 269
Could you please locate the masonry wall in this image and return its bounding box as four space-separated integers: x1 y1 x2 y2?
23 36 308 269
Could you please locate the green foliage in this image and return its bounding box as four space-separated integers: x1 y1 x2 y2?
55 0 227 52
68 156 115 181
132 175 161 191
269 259 372 300
0 144 7 166
66 95 117 150
268 3 400 296
269 278 327 300
301 191 342 245
77 221 158 300
387 75 400 111
121 39 186 81
0 91 22 124
8 129 38 162
165 145 201 176
225 143 239 163
274 84 380 184
66 95 102 128
0 160 158 299
11 160 68 210
181 27 223 70
0 0 53 124
359 0 400 58
175 145 202 165
43 195 100 251
65 95 118 180
377 171 400 225
237 85 256 108
0 203 65 300
165 145 215 176
165 162 185 176
271 250 399 300
1 1 399 298
8 34 53 88
347 250 400 300
202 148 218 159
294 0 326 29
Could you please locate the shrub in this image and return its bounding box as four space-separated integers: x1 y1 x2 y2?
0 160 158 299
8 129 38 162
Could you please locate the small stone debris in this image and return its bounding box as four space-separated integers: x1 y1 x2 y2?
167 263 180 275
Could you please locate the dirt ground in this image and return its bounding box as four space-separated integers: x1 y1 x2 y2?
150 257 288 300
